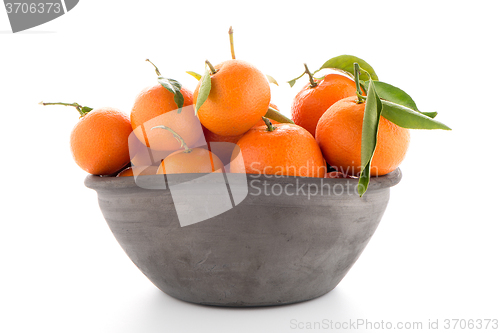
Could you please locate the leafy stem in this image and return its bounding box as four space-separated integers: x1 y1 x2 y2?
287 65 321 88
262 117 276 132
354 63 368 104
304 63 318 88
145 58 162 76
147 58 185 113
287 71 306 87
39 101 92 117
151 125 192 153
205 60 217 75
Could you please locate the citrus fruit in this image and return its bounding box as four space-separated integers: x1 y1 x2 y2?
130 84 202 151
41 102 132 175
315 96 410 176
68 106 132 175
291 73 357 137
157 148 224 174
230 120 326 178
193 59 271 136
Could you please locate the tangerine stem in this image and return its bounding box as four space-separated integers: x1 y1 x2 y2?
145 59 161 76
39 101 91 117
304 63 318 88
353 63 365 104
262 117 276 132
151 125 192 153
228 26 236 60
205 60 217 75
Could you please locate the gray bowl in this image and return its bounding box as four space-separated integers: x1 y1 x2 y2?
85 169 401 307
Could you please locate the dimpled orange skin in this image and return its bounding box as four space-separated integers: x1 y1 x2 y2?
70 107 132 175
230 124 326 178
291 73 358 137
131 84 202 151
156 148 224 174
316 96 410 176
193 59 271 136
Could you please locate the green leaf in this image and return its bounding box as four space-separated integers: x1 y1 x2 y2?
158 76 184 113
359 80 369 94
362 80 438 118
370 81 418 110
421 111 438 118
264 106 294 124
195 66 212 115
317 55 378 81
358 79 383 197
381 100 451 130
80 106 93 115
158 76 181 94
266 74 279 86
287 71 307 88
186 71 202 81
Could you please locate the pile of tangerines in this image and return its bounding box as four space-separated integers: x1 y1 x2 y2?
43 28 450 196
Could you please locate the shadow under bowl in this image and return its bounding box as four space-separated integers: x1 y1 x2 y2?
85 169 402 307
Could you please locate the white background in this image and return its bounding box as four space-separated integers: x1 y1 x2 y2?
1 1 499 332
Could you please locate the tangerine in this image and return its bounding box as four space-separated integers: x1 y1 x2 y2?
131 84 202 151
230 119 326 178
157 148 224 174
315 96 410 176
291 72 357 137
70 107 132 175
193 59 271 136
41 102 132 176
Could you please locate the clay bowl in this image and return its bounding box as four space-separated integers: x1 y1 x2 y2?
84 169 402 307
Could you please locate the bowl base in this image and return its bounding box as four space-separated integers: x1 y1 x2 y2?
161 286 337 307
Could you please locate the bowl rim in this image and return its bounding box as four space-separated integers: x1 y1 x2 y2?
84 168 402 193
